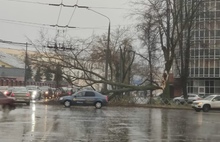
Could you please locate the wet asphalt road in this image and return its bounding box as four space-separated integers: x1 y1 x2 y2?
0 102 220 142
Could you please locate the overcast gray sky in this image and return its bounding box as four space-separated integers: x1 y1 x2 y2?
0 0 135 50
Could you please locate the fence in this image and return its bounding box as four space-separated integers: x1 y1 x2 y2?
0 79 55 87
108 93 191 108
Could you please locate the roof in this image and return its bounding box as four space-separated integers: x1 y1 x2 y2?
0 51 24 68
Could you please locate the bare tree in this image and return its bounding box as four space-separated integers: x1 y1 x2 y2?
29 28 161 100
136 9 162 103
133 0 202 99
174 0 202 99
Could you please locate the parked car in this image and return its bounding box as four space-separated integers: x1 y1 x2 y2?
192 95 220 112
0 92 16 110
4 87 13 97
0 86 10 96
26 85 42 100
8 86 31 105
55 87 74 98
59 90 108 109
40 86 53 99
173 93 202 104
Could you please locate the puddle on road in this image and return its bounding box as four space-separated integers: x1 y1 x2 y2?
0 105 219 142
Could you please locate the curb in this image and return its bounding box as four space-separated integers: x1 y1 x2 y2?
37 100 192 110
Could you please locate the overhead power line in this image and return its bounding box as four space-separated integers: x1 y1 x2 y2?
0 38 31 46
2 0 48 5
50 24 76 29
2 0 129 10
0 18 50 27
0 17 129 30
56 0 64 27
67 0 79 26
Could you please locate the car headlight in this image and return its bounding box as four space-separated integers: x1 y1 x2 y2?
59 97 63 100
198 102 203 106
33 91 37 95
45 91 48 94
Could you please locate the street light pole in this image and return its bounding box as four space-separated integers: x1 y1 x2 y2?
24 42 28 86
77 6 111 92
104 22 110 92
49 3 111 92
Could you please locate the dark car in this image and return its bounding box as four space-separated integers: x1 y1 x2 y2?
40 86 53 99
0 92 16 110
55 87 74 98
59 90 108 109
0 86 10 96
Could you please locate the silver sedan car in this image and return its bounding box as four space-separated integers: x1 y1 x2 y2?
59 90 108 109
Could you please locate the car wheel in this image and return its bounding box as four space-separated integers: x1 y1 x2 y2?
194 108 201 112
64 100 71 107
95 102 102 109
2 105 9 109
175 100 180 105
203 104 210 112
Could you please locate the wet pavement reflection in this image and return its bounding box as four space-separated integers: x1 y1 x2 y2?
0 102 219 142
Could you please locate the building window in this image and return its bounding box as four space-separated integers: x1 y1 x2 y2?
216 49 220 56
205 87 210 93
200 31 204 37
216 30 220 36
215 68 219 75
210 68 214 74
195 68 199 74
191 50 195 57
205 68 209 74
200 68 203 74
200 49 204 56
217 2 220 10
191 68 194 74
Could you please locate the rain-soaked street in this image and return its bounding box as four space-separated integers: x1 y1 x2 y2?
0 102 220 142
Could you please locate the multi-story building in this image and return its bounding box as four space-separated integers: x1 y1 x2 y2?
174 0 220 97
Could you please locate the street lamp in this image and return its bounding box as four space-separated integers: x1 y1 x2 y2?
24 42 28 86
49 3 111 92
77 6 111 92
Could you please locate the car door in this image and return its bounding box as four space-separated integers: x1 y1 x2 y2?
84 91 96 105
211 96 220 108
73 92 86 106
188 94 195 103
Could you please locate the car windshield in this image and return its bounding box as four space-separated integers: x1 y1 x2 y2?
12 87 27 93
203 95 215 100
40 86 50 90
72 91 83 96
0 86 8 90
26 86 37 90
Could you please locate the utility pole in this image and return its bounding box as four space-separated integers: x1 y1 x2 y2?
24 42 28 86
104 22 111 92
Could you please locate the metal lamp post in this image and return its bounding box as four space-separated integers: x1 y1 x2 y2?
77 6 111 92
49 3 111 92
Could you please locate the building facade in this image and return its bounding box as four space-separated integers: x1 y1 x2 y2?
174 0 220 97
